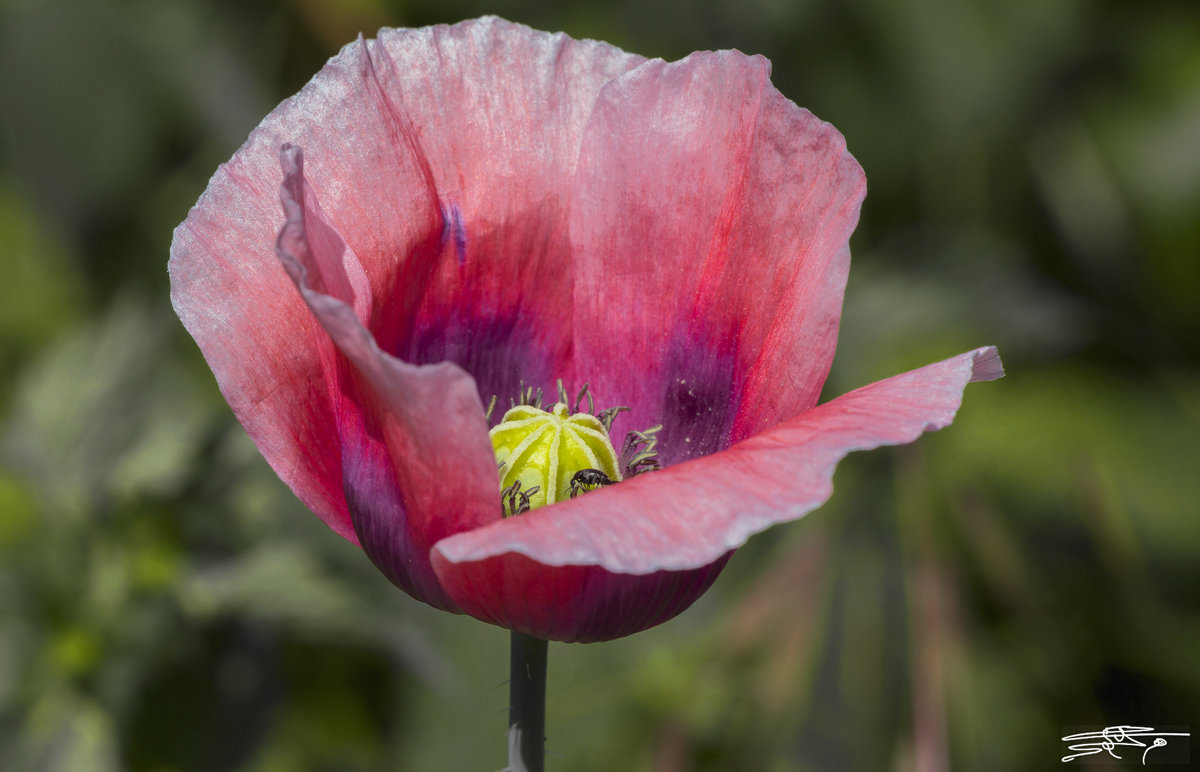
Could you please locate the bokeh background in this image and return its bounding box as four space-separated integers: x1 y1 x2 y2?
2 0 1198 769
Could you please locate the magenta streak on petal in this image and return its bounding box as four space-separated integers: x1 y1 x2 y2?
439 201 468 267
433 346 1002 579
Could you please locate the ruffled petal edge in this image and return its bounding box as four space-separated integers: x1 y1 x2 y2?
432 346 1002 576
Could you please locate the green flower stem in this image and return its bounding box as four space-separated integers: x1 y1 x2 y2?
508 632 548 772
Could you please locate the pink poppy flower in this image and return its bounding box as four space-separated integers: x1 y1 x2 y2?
170 17 1001 644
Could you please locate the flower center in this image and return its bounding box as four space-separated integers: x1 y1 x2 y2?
490 402 621 515
487 382 662 516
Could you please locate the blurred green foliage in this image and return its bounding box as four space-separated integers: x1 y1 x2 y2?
1 0 1198 770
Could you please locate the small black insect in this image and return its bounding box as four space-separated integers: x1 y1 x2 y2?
568 468 615 498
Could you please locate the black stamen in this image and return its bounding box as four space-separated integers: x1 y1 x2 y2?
575 383 594 415
512 382 544 410
619 424 663 478
596 406 630 434
502 480 540 516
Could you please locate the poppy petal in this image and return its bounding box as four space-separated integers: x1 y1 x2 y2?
431 346 1001 640
367 18 646 401
570 52 866 466
169 141 353 541
275 146 500 610
428 552 731 644
169 25 452 542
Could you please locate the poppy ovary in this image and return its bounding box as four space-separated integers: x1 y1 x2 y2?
488 381 662 516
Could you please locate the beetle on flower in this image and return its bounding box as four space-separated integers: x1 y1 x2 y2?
170 16 1001 646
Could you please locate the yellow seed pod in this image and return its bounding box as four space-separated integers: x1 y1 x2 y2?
490 402 622 513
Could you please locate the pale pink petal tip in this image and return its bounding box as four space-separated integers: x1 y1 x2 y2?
969 345 1004 382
